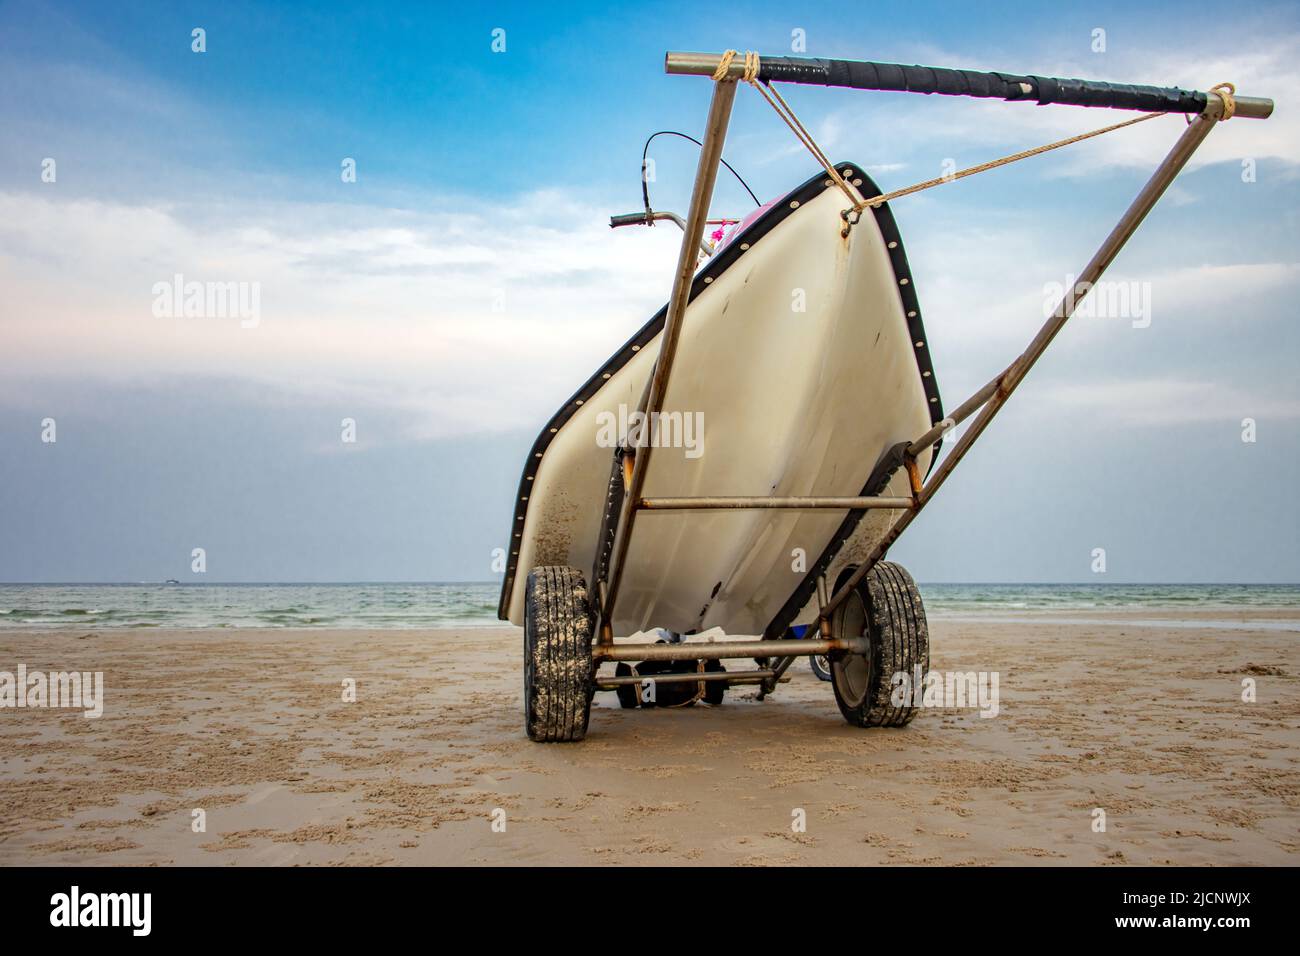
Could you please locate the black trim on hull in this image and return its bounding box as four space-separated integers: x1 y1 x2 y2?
761 442 908 641
497 163 944 622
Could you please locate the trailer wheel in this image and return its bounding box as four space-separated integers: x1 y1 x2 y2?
614 663 640 709
830 561 928 727
523 566 595 742
809 653 832 682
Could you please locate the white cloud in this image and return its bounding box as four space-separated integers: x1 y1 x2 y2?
1037 377 1300 426
4 21 1297 445
0 189 687 439
4 184 1295 442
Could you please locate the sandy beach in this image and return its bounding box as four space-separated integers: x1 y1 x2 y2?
1 611 1297 866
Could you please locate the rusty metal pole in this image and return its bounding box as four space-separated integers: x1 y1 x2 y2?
601 75 740 632
593 635 867 662
822 99 1231 619
638 495 917 510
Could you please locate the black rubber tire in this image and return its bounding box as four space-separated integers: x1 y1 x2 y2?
809 653 832 682
523 566 595 742
830 561 929 727
702 660 727 705
614 663 640 709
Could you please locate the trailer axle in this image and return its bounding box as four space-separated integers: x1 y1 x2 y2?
592 635 865 663
595 669 786 691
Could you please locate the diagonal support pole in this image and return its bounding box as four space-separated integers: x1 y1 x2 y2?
821 99 1229 621
600 76 740 635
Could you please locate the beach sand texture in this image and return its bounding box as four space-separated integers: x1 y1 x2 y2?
1 612 1297 865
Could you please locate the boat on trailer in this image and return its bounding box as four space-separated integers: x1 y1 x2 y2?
498 49 1273 742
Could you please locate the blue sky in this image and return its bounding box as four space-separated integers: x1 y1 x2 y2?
1 0 1298 582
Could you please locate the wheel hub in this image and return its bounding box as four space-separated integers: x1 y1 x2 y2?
831 589 872 708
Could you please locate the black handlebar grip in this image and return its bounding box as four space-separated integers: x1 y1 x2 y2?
610 212 650 228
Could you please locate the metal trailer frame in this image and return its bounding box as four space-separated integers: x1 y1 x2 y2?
583 50 1273 696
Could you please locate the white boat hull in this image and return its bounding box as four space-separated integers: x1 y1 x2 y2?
500 165 943 638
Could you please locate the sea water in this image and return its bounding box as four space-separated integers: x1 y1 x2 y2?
1 582 1297 629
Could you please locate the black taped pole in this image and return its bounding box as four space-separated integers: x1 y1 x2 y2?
666 52 1274 119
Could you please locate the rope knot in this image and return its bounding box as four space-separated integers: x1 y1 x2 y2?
1209 82 1236 120
713 49 761 83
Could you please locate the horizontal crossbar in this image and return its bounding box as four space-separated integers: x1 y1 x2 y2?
595 668 778 689
593 636 866 662
638 495 914 511
665 51 1274 120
